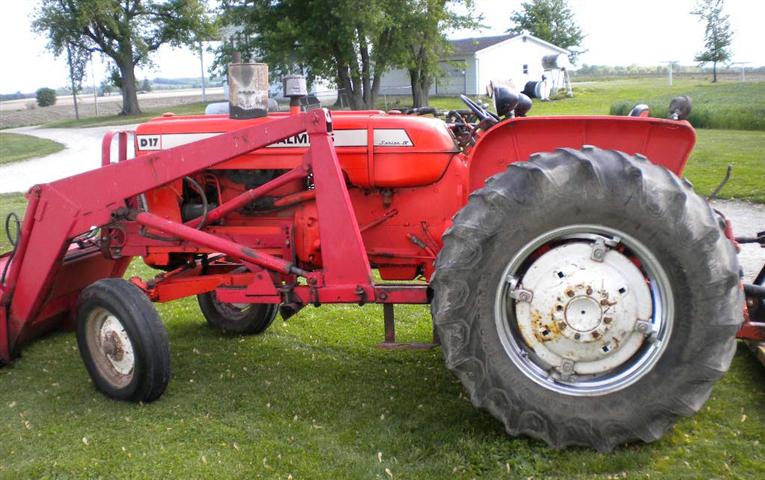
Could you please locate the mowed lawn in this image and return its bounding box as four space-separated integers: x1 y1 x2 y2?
1 78 764 478
0 132 64 165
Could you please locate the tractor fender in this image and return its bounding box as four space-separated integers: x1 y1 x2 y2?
466 116 696 192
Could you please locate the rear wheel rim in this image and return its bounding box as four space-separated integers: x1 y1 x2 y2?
494 224 674 397
85 307 135 389
210 293 254 321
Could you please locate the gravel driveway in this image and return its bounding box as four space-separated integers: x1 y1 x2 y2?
1 127 763 281
0 124 137 194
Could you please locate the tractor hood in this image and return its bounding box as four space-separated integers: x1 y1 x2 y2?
135 110 459 188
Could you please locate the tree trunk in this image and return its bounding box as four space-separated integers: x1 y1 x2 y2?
712 62 718 83
409 68 432 108
358 30 372 108
370 70 383 109
66 44 79 121
337 64 365 110
118 59 141 115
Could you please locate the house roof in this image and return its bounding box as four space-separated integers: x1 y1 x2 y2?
449 34 517 55
448 33 569 56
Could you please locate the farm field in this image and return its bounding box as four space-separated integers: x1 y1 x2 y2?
0 78 764 478
0 92 223 130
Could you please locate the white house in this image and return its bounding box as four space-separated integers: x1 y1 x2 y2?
379 32 569 96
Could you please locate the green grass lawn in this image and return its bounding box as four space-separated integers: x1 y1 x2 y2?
0 133 64 165
686 130 765 203
0 265 763 478
429 78 765 130
1 79 764 478
42 102 210 129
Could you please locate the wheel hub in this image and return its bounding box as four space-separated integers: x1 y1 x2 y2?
496 226 673 396
514 241 652 375
98 315 135 376
563 292 604 334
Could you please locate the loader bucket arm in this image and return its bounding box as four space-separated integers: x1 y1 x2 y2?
0 110 334 363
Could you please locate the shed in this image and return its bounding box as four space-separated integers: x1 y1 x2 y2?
379 32 569 96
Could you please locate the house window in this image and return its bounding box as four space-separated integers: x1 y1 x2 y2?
523 64 529 75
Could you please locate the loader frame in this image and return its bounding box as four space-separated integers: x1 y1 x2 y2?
0 109 429 363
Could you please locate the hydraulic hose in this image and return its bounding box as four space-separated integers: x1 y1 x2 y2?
1 213 21 286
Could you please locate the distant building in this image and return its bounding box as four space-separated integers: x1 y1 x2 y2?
379 32 569 96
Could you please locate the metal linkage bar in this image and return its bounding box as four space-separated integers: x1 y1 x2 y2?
135 211 307 276
101 131 133 167
185 166 308 228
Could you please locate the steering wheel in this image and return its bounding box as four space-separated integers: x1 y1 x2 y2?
459 95 499 124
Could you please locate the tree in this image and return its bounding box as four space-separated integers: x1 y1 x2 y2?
217 0 412 110
692 0 733 83
141 78 153 92
36 88 57 107
33 0 211 115
99 80 115 96
399 0 480 107
64 43 90 120
507 0 584 62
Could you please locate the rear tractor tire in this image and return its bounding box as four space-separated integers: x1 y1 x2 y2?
197 292 278 335
432 147 743 451
76 278 171 402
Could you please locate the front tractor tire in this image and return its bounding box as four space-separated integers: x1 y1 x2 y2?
432 147 743 451
197 292 278 335
76 279 171 402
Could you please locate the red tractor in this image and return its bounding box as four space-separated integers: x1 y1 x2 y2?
1 65 763 451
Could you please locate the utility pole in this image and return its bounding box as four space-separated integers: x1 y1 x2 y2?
91 52 99 116
662 61 679 86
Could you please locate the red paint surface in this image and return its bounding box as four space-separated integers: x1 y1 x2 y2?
0 109 706 363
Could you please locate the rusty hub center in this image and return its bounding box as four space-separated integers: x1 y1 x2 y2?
97 315 135 376
554 283 615 343
102 331 125 361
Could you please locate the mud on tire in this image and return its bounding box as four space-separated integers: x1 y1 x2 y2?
431 147 743 451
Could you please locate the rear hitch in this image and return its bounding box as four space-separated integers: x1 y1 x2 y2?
279 284 304 320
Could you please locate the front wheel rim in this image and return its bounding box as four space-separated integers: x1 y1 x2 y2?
85 307 136 388
494 224 674 397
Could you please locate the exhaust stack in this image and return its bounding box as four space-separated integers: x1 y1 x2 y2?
228 63 269 119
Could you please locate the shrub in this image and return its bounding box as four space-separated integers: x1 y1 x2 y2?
36 88 57 107
609 100 765 131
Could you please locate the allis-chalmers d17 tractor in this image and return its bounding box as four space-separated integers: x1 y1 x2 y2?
0 64 763 451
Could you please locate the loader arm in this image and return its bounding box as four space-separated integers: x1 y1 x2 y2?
0 110 346 363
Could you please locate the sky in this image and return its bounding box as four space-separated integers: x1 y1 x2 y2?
1 0 763 94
